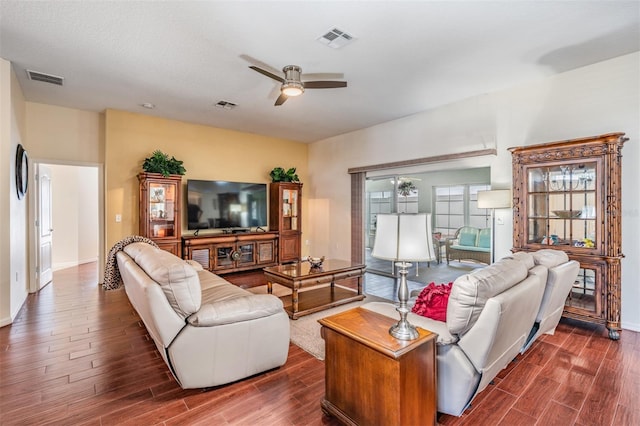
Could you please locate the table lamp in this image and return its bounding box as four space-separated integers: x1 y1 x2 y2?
372 213 434 340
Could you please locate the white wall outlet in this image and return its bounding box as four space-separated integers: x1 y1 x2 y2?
115 214 122 223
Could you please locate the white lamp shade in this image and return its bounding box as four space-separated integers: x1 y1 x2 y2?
477 189 511 209
372 213 435 262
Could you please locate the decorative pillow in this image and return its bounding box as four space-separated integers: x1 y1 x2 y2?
477 231 491 249
459 232 477 247
411 282 453 322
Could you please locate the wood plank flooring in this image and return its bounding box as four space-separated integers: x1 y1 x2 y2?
1 262 638 425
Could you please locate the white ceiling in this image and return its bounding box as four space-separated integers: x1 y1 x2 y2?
1 1 638 143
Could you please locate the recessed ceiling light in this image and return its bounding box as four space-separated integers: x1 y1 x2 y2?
140 103 155 109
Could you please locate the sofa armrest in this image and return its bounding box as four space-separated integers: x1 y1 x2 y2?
187 294 284 326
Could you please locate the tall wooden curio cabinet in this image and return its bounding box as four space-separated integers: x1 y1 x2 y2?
269 182 302 263
138 173 182 256
509 133 626 339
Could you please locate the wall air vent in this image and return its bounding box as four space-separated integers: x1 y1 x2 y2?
215 100 237 110
26 69 64 86
316 27 355 49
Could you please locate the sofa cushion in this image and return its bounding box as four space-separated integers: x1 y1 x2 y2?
199 270 251 302
187 295 284 326
459 231 478 247
477 229 491 249
450 245 490 253
503 251 535 269
533 249 570 268
123 242 201 319
447 258 528 336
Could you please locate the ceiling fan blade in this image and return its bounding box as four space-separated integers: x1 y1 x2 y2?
239 54 281 73
274 93 288 106
303 81 347 89
249 66 284 83
301 72 344 80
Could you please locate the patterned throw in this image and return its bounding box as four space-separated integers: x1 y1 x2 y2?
102 236 159 290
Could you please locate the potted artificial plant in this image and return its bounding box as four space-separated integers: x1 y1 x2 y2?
269 167 300 183
142 150 186 177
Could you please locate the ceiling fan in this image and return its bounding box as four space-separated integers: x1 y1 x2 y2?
249 64 347 106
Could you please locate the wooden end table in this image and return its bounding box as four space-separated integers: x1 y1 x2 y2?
319 307 437 426
263 259 365 319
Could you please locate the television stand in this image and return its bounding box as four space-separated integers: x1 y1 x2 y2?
231 228 250 234
182 232 279 274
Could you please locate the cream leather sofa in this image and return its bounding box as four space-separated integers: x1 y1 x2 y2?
511 250 580 352
116 242 290 389
363 249 578 416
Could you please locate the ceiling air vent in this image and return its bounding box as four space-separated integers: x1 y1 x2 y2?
215 100 237 110
26 69 64 86
316 27 355 49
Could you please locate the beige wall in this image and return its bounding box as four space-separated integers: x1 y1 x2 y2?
104 109 308 250
309 52 640 331
25 102 104 164
0 59 28 326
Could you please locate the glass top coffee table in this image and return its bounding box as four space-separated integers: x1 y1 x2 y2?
263 259 366 319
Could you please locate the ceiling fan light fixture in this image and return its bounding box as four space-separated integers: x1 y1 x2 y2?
282 81 304 97
281 65 304 97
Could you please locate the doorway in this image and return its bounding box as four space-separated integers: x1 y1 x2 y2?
29 162 103 292
364 167 491 279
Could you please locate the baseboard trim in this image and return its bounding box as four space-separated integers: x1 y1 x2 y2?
622 321 640 332
53 257 98 272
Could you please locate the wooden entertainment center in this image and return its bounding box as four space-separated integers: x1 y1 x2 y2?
139 175 303 274
182 232 279 274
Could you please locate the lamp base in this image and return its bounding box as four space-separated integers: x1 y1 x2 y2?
389 320 419 340
390 261 419 341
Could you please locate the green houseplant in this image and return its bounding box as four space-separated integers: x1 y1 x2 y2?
142 150 186 177
398 180 417 196
269 167 300 183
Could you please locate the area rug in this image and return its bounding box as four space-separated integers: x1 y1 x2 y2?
249 285 391 360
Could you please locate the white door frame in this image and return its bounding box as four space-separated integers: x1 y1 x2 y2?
28 159 105 292
36 164 53 290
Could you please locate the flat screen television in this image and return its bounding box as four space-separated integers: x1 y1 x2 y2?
186 180 268 231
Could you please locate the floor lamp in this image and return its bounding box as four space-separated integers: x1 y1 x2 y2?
371 213 435 340
477 189 512 263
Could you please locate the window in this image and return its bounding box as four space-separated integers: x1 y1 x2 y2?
434 184 490 236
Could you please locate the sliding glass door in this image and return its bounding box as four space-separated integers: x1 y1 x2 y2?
365 177 396 275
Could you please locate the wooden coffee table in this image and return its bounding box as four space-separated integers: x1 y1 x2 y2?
263 259 365 319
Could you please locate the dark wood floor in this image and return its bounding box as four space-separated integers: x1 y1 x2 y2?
1 263 638 425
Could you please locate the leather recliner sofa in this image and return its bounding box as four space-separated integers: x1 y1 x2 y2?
116 242 290 389
362 249 579 416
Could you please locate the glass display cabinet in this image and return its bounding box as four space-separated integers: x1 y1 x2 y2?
269 182 302 263
509 133 626 339
138 173 182 256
